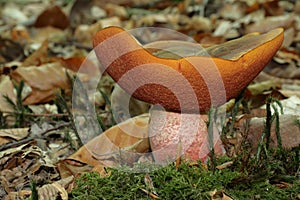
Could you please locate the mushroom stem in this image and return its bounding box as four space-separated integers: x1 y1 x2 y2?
148 108 225 164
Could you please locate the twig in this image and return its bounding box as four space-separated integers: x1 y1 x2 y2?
1 111 68 117
39 122 71 136
0 122 71 152
53 41 92 51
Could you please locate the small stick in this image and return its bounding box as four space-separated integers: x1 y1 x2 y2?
0 122 71 151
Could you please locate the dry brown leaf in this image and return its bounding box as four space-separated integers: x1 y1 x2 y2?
68 114 150 167
273 181 292 189
276 49 300 65
254 72 300 87
58 56 99 77
246 14 294 33
247 80 281 96
10 27 30 45
0 38 24 61
56 160 93 178
22 40 49 67
280 84 300 99
1 176 11 195
187 16 212 32
74 23 103 46
209 189 234 200
97 16 122 28
105 3 128 19
32 27 66 43
0 75 16 112
91 164 111 176
51 182 68 200
246 115 300 151
213 20 234 38
0 128 29 141
216 161 234 170
262 0 284 16
37 176 73 200
69 0 95 26
2 3 28 25
219 2 247 20
0 138 10 146
93 0 152 8
245 1 260 13
56 161 78 179
74 17 121 46
10 62 72 105
141 172 159 198
282 27 295 48
34 5 69 30
5 190 31 200
0 143 29 160
271 95 300 115
136 14 189 30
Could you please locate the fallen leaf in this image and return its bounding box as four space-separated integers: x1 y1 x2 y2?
247 80 281 96
74 23 103 46
58 56 99 77
282 27 295 48
68 114 150 167
0 75 16 112
32 26 67 43
22 40 49 67
209 189 233 200
216 161 234 170
219 2 247 20
37 176 73 200
246 115 300 151
10 27 30 45
262 0 284 16
105 3 128 19
10 62 72 105
2 3 28 24
34 5 69 30
246 14 294 33
5 190 32 200
270 95 300 115
273 181 291 189
144 173 157 196
280 84 300 99
0 128 29 140
0 38 24 62
0 143 29 160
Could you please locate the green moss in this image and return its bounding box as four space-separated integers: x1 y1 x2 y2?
70 155 300 200
229 179 300 200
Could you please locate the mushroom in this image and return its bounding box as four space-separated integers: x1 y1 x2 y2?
93 27 284 164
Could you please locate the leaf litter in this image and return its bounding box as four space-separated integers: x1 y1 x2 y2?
0 0 299 199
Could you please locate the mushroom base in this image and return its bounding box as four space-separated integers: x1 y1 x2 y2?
149 109 225 165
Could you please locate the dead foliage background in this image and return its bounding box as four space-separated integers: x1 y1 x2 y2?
0 0 299 199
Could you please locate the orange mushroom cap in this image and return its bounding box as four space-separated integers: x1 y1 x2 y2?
93 27 284 113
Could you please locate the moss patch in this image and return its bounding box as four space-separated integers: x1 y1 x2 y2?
70 156 300 200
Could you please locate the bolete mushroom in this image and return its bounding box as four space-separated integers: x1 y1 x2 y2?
93 27 284 164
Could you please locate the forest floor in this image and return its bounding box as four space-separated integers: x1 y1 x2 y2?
0 0 299 199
